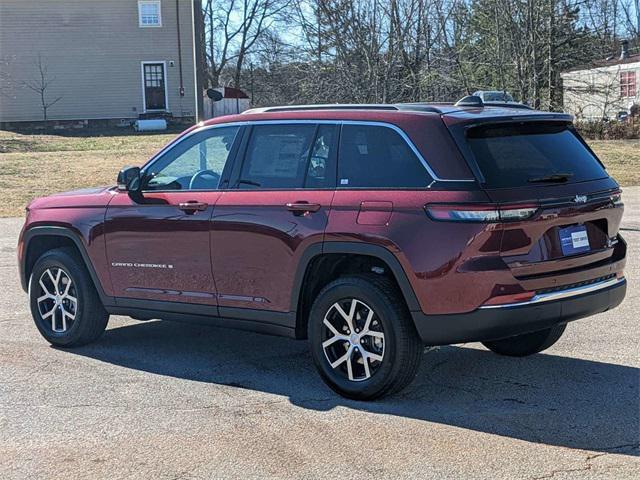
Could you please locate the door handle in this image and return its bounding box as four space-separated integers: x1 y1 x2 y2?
286 202 322 216
178 201 208 214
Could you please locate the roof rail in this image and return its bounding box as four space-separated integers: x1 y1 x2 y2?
243 104 399 114
243 103 445 114
394 103 444 114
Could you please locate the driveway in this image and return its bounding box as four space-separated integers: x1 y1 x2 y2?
1 189 639 479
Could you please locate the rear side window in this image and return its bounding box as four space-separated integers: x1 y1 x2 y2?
338 125 431 188
466 123 608 188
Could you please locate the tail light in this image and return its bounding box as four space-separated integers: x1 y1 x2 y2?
425 204 538 223
611 191 623 206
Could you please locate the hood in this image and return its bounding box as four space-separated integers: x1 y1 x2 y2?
27 186 116 211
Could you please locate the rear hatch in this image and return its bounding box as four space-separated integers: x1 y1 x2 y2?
445 115 625 289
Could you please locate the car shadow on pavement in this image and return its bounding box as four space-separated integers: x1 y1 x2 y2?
67 319 640 456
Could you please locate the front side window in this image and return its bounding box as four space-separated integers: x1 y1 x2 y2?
139 1 162 27
143 126 240 190
338 124 431 188
620 71 636 98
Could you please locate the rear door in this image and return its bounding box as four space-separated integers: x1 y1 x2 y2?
210 122 338 316
455 120 624 286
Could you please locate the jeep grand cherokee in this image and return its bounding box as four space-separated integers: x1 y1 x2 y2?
18 98 626 399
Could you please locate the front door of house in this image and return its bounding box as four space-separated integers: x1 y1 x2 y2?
143 63 166 111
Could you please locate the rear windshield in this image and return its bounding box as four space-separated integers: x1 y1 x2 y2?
466 122 608 188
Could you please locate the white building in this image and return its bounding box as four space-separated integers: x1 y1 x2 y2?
561 43 639 121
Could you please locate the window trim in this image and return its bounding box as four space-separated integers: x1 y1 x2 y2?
620 70 636 98
141 61 169 113
138 0 162 28
138 120 473 193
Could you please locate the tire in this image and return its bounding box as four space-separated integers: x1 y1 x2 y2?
29 247 109 347
308 275 422 400
482 324 567 357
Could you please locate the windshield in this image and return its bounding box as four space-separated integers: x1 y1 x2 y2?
466 122 608 188
482 92 514 102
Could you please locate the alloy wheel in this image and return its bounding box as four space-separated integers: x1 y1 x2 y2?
36 267 78 333
321 298 385 381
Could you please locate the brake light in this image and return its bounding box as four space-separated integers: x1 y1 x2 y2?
425 204 538 223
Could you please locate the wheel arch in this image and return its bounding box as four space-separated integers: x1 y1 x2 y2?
21 227 112 305
291 242 420 339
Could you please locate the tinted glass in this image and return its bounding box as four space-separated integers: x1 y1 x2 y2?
466 123 608 188
239 124 317 189
338 125 431 188
144 126 240 190
305 125 337 188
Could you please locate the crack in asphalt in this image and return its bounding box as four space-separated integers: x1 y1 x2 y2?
531 443 640 479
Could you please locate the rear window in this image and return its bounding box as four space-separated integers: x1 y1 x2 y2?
466 123 608 188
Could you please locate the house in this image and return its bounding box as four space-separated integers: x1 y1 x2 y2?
0 0 202 127
561 41 639 121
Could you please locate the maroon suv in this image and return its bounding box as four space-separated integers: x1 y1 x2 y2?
18 99 627 399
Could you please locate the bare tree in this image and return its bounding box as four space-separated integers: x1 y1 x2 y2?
23 55 62 121
203 0 289 88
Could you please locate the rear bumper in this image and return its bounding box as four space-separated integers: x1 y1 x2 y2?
411 277 626 346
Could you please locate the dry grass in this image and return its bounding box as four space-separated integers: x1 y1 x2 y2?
0 129 177 216
589 140 640 187
0 129 638 217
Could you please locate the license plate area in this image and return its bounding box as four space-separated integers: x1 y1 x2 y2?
559 225 590 256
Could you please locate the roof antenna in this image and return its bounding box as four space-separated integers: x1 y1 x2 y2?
455 95 484 107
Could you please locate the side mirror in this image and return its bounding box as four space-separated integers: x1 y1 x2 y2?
117 166 141 192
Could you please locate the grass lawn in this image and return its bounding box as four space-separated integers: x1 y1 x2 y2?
0 129 638 217
0 129 178 217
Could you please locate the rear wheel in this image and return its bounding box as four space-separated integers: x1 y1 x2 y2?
482 324 566 357
29 248 109 347
308 275 422 400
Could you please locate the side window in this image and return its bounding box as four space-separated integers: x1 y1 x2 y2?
338 125 431 188
305 124 337 188
238 124 316 189
143 126 240 191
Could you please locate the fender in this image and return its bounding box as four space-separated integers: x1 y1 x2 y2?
20 226 115 306
290 241 421 313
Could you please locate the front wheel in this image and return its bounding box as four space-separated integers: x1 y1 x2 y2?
308 275 422 400
29 247 109 347
482 324 567 357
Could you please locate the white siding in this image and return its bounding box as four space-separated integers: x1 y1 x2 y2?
561 62 640 120
0 0 197 122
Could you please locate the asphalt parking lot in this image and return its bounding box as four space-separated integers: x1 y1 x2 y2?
1 190 639 480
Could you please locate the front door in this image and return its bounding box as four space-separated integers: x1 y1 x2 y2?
105 125 243 306
211 122 338 316
143 62 167 111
